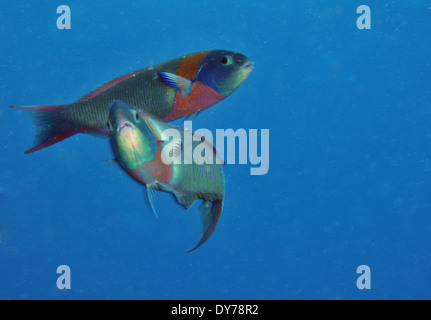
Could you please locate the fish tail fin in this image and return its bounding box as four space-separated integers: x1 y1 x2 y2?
10 104 79 154
187 199 223 253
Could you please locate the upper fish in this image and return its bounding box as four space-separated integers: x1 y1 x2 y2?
11 50 253 153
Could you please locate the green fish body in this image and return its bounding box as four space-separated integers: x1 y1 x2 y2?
108 100 224 252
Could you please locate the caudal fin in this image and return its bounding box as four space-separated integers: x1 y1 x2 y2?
10 105 78 154
187 199 223 253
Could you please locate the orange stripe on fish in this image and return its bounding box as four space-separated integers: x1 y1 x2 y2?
176 51 211 80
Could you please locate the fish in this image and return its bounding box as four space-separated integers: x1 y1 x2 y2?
108 100 225 252
11 50 253 154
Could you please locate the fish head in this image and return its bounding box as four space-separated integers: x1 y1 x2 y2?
195 50 254 96
108 100 157 170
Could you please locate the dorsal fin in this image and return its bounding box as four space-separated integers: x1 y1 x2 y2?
76 68 148 102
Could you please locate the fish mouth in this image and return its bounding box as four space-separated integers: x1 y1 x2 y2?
117 121 134 134
241 60 254 71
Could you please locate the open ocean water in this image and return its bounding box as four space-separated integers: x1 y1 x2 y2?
0 1 430 300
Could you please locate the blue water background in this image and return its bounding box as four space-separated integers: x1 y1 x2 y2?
1 1 430 299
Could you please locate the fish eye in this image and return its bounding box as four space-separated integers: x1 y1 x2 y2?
221 55 233 66
135 111 140 121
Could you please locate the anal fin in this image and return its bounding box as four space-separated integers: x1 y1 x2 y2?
175 192 197 209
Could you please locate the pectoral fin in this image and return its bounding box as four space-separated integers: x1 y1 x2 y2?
146 183 158 218
158 72 192 96
187 199 223 253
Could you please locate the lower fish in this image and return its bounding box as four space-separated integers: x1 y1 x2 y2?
108 100 224 252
